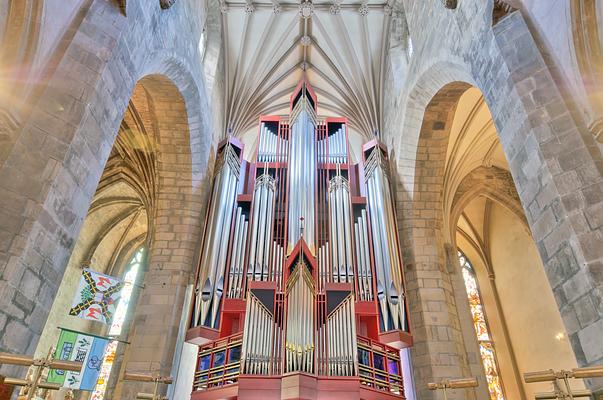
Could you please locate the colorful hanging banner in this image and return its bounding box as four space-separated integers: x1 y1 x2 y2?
47 328 109 391
90 340 118 400
69 268 125 324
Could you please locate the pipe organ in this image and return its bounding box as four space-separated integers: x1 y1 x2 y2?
188 80 412 400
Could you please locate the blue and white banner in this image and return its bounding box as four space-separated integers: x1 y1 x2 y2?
48 328 109 391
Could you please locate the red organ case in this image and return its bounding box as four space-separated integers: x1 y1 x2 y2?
186 80 412 400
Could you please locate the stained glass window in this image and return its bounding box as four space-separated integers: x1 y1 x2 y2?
92 247 145 400
459 250 505 400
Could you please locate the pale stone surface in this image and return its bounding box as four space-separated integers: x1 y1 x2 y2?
381 1 603 398
0 1 216 398
0 1 601 399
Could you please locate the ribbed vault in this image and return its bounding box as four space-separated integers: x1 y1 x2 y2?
81 85 158 275
221 0 398 138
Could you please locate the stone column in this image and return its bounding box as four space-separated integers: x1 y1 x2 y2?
0 1 129 372
489 13 603 391
112 76 208 398
392 82 485 400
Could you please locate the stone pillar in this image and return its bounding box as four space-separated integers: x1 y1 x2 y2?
490 13 603 391
0 1 128 372
393 82 485 400
399 223 477 400
112 76 207 398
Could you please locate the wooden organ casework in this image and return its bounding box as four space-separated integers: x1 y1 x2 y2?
186 80 412 400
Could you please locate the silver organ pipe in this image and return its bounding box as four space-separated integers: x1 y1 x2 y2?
194 144 240 328
354 223 363 298
269 242 284 290
248 174 276 281
365 148 406 331
353 211 373 301
327 295 357 376
241 292 275 374
258 123 288 163
328 176 354 284
318 127 348 164
238 221 249 296
287 100 316 254
227 207 241 297
318 244 328 291
285 259 314 374
260 124 266 162
227 208 248 298
268 128 274 162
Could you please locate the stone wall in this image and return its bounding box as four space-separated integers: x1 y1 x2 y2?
383 0 603 397
0 1 217 397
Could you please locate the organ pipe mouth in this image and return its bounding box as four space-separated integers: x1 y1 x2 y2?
328 175 349 192
256 173 276 190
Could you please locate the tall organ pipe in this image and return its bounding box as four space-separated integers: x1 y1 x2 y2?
248 174 276 281
258 124 266 162
342 185 354 282
235 220 249 297
328 175 353 283
329 185 338 282
326 295 358 376
360 210 373 300
287 103 316 254
194 145 240 328
365 149 406 331
227 207 243 297
354 223 365 300
335 180 345 281
255 184 268 279
285 260 314 374
352 211 373 301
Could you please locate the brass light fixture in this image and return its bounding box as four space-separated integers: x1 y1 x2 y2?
524 366 603 399
0 350 82 400
123 371 173 400
428 377 479 399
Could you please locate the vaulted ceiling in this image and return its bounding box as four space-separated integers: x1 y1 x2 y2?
220 0 395 139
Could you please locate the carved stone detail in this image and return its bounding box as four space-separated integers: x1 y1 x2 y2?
160 0 176 9
492 0 516 25
244 1 255 14
300 35 311 46
443 0 457 9
116 0 126 14
358 3 369 16
299 1 314 19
